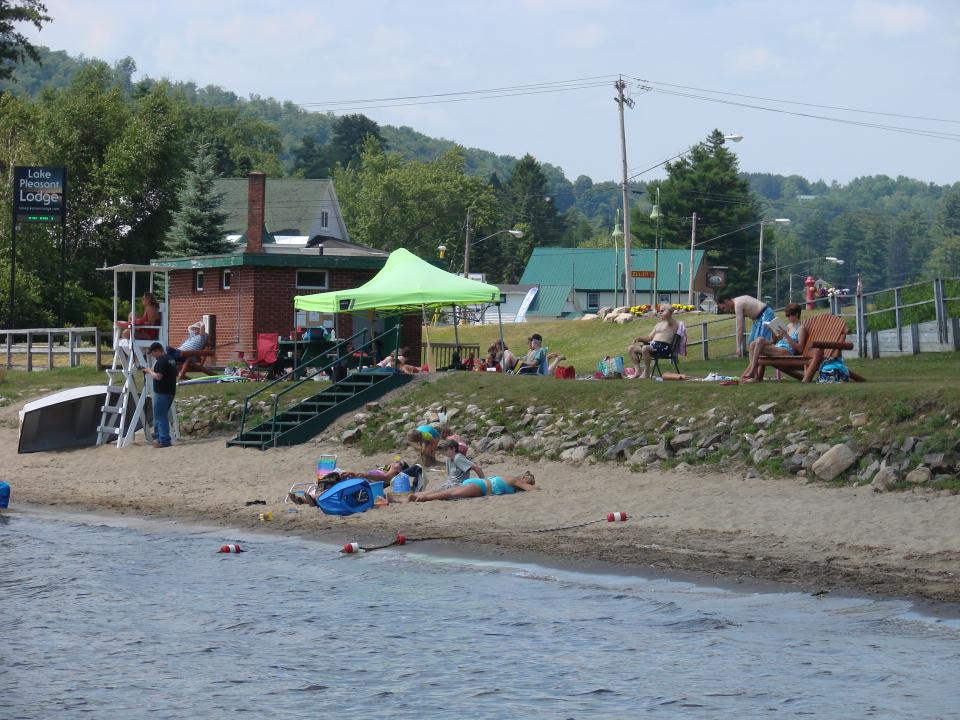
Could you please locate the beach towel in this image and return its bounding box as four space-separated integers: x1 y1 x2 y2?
748 306 776 345
676 321 688 357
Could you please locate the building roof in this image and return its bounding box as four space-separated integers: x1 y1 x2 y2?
520 247 705 293
214 177 350 242
151 252 387 271
527 284 573 317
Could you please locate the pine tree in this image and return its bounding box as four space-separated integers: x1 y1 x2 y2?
164 145 228 257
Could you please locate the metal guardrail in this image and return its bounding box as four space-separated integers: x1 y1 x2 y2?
2 327 105 370
681 277 959 360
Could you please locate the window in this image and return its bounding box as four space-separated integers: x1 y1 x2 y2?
295 270 328 289
222 269 232 290
320 210 329 228
586 292 599 310
657 292 673 305
194 271 204 292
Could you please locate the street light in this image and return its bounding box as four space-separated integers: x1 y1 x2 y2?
649 187 662 307
756 218 791 299
463 226 524 279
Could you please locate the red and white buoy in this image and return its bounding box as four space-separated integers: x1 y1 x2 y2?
342 542 361 554
218 544 244 553
395 534 407 546
606 511 628 522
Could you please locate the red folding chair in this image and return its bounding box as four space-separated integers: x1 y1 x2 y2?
237 333 280 380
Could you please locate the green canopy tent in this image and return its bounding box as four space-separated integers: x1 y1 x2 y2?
294 248 503 367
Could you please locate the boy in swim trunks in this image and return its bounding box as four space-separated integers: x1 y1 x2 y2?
627 305 679 379
716 295 774 358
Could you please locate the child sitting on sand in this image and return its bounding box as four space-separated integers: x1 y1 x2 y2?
409 440 535 503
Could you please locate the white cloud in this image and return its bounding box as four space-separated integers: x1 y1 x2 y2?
725 47 783 74
851 1 928 35
559 23 606 48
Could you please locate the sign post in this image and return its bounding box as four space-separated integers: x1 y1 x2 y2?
12 167 67 327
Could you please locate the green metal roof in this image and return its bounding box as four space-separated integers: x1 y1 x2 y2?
520 247 705 293
151 253 387 271
527 284 573 317
214 178 338 238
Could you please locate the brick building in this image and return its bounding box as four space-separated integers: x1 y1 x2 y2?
153 173 423 365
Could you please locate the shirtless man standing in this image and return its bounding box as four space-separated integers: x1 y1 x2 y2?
716 295 775 360
627 305 679 379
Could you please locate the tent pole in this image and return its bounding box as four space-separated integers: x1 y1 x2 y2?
451 304 461 349
497 303 504 349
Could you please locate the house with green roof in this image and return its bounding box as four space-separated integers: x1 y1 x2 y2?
518 247 708 318
152 173 423 365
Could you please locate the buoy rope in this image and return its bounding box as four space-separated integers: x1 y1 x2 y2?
347 513 670 554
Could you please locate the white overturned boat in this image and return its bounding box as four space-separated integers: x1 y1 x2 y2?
18 386 110 453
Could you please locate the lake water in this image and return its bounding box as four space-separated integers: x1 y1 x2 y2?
2 508 959 719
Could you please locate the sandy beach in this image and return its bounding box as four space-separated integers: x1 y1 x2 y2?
5 392 959 605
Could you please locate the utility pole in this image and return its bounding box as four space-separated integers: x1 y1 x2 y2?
687 212 697 308
463 207 473 278
615 77 634 307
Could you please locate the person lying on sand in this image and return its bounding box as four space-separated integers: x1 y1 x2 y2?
288 462 413 506
408 470 537 502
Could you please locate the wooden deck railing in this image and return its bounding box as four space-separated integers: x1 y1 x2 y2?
2 327 105 370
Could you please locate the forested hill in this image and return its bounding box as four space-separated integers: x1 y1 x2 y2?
5 46 956 231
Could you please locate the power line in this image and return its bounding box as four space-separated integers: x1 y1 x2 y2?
634 76 960 125
297 75 618 108
638 84 960 143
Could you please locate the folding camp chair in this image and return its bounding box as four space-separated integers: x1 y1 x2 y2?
651 334 682 378
238 332 280 380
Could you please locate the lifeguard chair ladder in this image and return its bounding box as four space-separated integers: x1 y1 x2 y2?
96 264 179 448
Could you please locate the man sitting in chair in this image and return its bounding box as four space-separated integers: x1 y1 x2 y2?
167 322 211 379
627 305 679 379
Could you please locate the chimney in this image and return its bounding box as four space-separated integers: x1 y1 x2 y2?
245 172 266 254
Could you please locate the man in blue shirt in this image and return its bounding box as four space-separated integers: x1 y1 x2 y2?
143 342 176 448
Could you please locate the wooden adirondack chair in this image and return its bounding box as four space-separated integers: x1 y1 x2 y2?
757 314 865 383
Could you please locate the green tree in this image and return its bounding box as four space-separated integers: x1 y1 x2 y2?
636 130 762 295
334 138 496 264
329 114 384 168
925 188 960 277
0 0 50 81
495 154 566 282
163 144 228 257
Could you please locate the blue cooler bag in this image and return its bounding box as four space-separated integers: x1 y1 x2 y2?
316 478 375 516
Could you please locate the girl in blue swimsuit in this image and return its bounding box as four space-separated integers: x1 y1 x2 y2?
743 303 805 381
408 471 537 502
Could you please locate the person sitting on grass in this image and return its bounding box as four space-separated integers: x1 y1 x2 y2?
409 463 537 502
743 303 805 381
627 305 679 379
491 340 516 373
377 347 420 373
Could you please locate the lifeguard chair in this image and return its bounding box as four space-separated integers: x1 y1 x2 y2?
96 264 179 448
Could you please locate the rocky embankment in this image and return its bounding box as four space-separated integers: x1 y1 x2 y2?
323 396 959 492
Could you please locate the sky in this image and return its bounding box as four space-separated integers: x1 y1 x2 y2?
24 0 960 185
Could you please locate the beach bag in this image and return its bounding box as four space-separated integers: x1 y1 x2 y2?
597 355 624 378
817 358 851 383
554 365 575 379
316 478 375 516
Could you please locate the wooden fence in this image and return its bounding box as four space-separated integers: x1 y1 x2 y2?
2 327 105 370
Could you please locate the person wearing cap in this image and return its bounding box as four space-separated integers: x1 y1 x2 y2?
516 334 547 374
143 341 176 448
434 438 485 490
